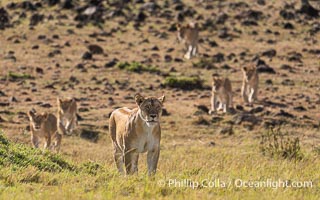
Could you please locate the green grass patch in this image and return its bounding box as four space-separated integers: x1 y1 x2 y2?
163 76 203 90
117 62 161 74
0 131 75 172
192 58 217 70
260 127 303 160
7 72 34 81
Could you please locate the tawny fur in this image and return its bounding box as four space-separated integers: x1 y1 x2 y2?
28 110 62 152
241 65 259 104
209 77 233 114
109 93 165 176
57 98 78 135
177 22 199 60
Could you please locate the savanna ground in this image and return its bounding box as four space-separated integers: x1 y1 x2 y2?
0 0 319 199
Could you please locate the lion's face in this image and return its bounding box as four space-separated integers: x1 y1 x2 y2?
58 98 74 113
28 110 48 130
176 22 198 43
135 94 165 126
242 66 256 82
212 78 223 92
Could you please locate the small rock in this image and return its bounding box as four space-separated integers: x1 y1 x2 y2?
61 0 74 9
0 116 6 122
218 126 234 135
274 109 294 118
294 106 306 112
162 108 170 116
216 12 229 24
257 0 265 5
196 105 209 113
40 103 52 108
212 53 225 63
193 116 210 126
135 11 147 22
30 13 44 26
9 96 18 102
249 106 264 114
35 67 44 74
164 55 172 62
0 91 6 97
280 64 292 70
283 22 294 29
279 10 295 20
281 79 295 86
261 49 276 58
82 52 92 60
256 59 276 74
208 141 215 147
265 79 273 85
105 59 118 68
211 116 223 123
235 105 244 111
0 102 9 107
88 44 104 54
233 113 260 125
80 129 99 142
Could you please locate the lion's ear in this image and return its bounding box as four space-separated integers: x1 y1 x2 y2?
135 93 145 106
42 112 48 120
176 23 181 30
158 95 165 104
212 76 219 81
28 110 35 120
57 97 62 105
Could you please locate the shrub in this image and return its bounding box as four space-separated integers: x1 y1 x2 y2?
260 127 303 160
80 161 103 175
8 72 34 81
192 58 217 70
163 76 203 90
117 62 160 74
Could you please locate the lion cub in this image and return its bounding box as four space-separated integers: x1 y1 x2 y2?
27 109 62 152
109 93 165 176
241 65 259 104
209 76 233 114
177 22 199 60
57 98 78 135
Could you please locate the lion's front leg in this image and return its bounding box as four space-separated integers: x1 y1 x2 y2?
66 116 77 135
147 147 160 176
241 82 249 103
124 149 139 175
209 93 217 115
52 132 62 153
43 136 51 150
184 45 192 60
31 134 39 148
57 117 67 135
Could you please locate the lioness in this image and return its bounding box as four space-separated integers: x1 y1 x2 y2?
209 76 233 114
177 22 199 60
241 65 259 104
27 109 62 152
109 93 165 175
57 97 78 135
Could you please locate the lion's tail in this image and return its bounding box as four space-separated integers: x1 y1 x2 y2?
109 112 117 142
